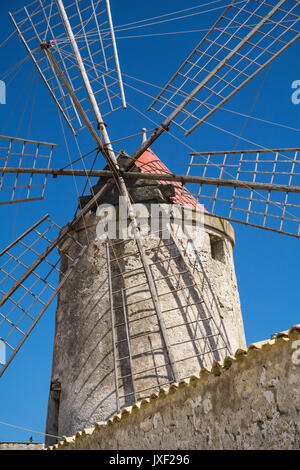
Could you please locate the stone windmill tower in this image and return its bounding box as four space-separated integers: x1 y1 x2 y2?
0 0 300 447
45 147 246 442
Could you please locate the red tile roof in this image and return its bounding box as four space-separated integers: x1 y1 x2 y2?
136 149 203 210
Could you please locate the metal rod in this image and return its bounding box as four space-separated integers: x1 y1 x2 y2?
134 237 179 383
0 135 57 147
190 147 300 156
38 0 83 128
8 12 75 136
200 211 300 239
168 230 231 355
0 218 74 310
0 215 49 259
106 242 120 413
186 15 300 134
42 38 146 236
108 238 180 383
55 0 120 173
148 1 235 112
2 166 300 194
133 0 291 154
119 345 227 382
0 245 87 378
42 46 106 154
105 0 126 109
56 0 104 127
117 332 220 358
111 270 190 295
114 308 210 331
121 287 136 402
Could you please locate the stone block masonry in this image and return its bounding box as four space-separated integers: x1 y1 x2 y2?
49 325 300 450
0 442 44 450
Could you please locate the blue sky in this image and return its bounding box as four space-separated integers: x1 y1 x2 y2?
0 0 299 442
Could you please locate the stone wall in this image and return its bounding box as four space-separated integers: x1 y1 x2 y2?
49 325 300 451
0 442 44 450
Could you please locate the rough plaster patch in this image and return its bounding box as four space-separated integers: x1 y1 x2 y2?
260 367 267 386
153 412 163 429
203 397 213 414
292 340 300 365
185 395 202 410
264 390 275 404
140 417 153 433
288 374 299 385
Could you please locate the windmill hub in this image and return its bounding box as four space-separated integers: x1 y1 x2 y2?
40 41 52 50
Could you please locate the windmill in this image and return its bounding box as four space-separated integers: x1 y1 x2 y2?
0 0 300 442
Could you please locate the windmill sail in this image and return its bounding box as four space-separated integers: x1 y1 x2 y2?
0 135 56 205
9 0 126 136
148 0 300 136
186 147 300 238
0 214 87 377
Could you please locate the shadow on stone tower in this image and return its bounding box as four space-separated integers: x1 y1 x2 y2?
45 149 246 446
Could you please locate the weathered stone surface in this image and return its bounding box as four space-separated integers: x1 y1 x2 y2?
52 332 300 450
0 442 44 450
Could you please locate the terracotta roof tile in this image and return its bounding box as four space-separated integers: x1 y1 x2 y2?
136 149 204 209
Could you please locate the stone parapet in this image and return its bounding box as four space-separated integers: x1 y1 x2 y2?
49 325 300 451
